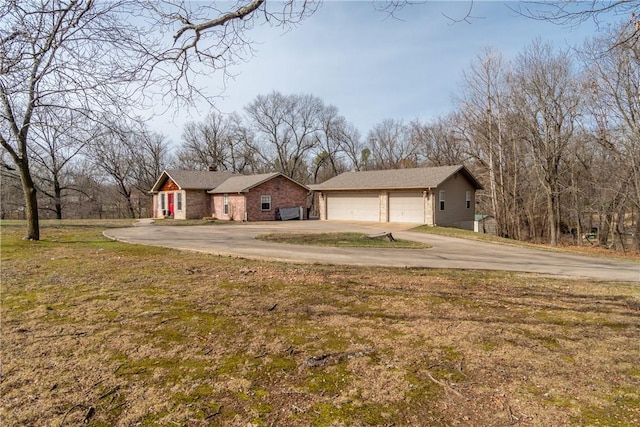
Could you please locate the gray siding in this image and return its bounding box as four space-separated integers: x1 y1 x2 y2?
434 172 476 230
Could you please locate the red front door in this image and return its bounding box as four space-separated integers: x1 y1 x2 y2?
167 193 174 216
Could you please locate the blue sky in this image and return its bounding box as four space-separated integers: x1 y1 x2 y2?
150 1 615 145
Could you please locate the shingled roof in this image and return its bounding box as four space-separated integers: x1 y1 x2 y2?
150 170 235 192
208 172 308 194
150 170 309 193
311 165 483 191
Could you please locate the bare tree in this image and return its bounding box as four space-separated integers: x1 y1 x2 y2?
515 1 640 50
89 121 168 219
0 0 154 239
584 20 640 251
129 124 173 200
456 47 518 237
245 92 323 182
311 105 351 183
409 116 469 167
147 0 639 61
177 112 235 171
100 121 171 218
337 124 369 171
27 108 94 219
367 119 420 169
0 146 22 219
65 158 110 219
226 112 261 174
175 111 258 173
510 40 581 246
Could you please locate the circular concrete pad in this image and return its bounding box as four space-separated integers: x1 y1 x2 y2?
105 221 640 282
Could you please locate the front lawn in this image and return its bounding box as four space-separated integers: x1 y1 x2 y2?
1 220 639 426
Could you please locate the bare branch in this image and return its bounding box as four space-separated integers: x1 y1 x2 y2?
442 0 481 25
173 0 265 43
513 1 640 28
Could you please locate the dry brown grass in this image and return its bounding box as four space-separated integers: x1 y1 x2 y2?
1 220 639 426
413 225 640 262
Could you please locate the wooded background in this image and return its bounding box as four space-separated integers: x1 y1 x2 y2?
2 1 638 252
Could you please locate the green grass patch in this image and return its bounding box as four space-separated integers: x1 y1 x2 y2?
578 390 640 426
305 401 398 426
256 232 430 249
481 340 499 352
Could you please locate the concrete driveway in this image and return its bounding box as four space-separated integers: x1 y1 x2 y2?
104 221 640 282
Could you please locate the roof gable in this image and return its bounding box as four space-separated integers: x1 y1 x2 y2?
150 170 235 192
151 170 310 194
208 172 309 194
312 165 483 191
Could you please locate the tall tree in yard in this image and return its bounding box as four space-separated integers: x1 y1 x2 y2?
584 20 640 251
0 0 154 239
457 48 513 237
27 108 93 220
510 41 581 246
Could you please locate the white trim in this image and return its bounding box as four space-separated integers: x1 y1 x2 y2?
261 195 271 211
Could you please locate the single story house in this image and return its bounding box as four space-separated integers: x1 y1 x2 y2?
150 170 309 221
207 173 309 221
310 165 483 229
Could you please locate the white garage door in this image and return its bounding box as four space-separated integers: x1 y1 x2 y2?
327 192 379 222
389 192 425 223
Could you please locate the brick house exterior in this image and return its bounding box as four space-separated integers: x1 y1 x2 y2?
209 173 309 221
149 170 308 221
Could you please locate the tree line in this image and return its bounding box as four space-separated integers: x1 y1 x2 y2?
2 1 638 252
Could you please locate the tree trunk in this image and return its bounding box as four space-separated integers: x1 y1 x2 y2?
634 207 640 254
126 195 136 219
547 191 558 246
54 179 63 220
599 212 612 247
17 158 40 240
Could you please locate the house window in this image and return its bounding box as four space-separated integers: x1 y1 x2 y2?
161 193 165 210
223 194 229 215
261 195 271 211
466 191 471 209
439 190 445 211
177 192 182 211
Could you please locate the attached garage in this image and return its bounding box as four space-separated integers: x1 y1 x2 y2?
388 192 425 223
312 165 483 229
327 192 379 222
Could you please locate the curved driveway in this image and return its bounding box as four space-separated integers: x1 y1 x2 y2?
104 221 640 282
